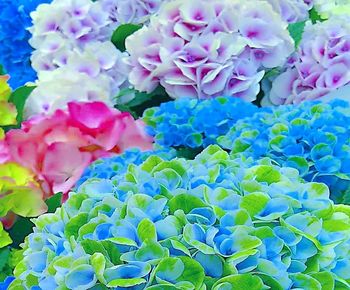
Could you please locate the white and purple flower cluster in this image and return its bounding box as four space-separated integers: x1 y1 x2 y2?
25 0 166 117
26 0 130 116
267 16 350 105
100 0 165 25
126 0 294 101
265 0 313 23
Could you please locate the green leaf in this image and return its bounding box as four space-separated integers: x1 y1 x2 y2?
168 194 206 214
309 7 324 23
213 274 265 290
8 86 36 126
45 192 62 213
0 223 12 249
0 247 10 271
7 216 34 248
137 218 157 243
111 24 142 51
288 21 306 48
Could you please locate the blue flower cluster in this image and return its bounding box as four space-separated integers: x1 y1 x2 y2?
9 146 350 289
218 100 350 203
0 277 14 290
143 97 262 149
0 0 49 89
76 148 176 188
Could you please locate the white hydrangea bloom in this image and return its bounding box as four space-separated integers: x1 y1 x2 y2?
26 0 165 117
126 0 294 101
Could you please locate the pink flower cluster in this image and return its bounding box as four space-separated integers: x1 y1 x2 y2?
126 0 294 101
268 16 350 105
1 101 153 199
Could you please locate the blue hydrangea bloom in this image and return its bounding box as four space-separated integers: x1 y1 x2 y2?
0 277 15 290
9 146 350 289
76 148 176 188
0 0 49 89
218 99 350 204
143 97 263 149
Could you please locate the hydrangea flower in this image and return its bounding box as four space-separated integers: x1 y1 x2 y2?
0 277 15 290
266 16 350 105
126 0 294 101
9 145 350 289
0 162 47 249
2 101 153 199
76 148 176 188
100 0 166 25
26 0 132 116
0 75 17 128
313 0 350 19
0 0 49 89
143 97 262 149
265 0 313 23
219 100 350 203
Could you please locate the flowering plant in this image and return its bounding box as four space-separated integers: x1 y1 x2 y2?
2 101 153 199
143 97 261 149
0 162 46 249
26 0 131 116
126 0 294 101
219 100 350 203
0 0 49 89
9 145 350 289
267 16 350 105
265 0 313 23
0 75 17 128
313 0 350 19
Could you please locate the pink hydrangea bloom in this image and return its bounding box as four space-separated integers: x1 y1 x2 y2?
126 0 294 101
268 16 350 105
3 101 153 198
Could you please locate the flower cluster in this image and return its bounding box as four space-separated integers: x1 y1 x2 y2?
100 0 166 25
0 75 17 128
9 145 350 289
0 0 49 89
76 148 176 188
26 0 131 116
126 0 294 101
0 162 47 249
313 0 350 19
267 16 350 105
143 97 262 149
2 101 153 199
265 0 313 23
219 100 350 203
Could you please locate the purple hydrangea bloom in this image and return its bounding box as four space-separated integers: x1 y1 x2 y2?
265 0 313 23
126 0 294 101
267 16 350 105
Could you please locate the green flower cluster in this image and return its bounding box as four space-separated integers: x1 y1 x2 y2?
9 146 350 289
